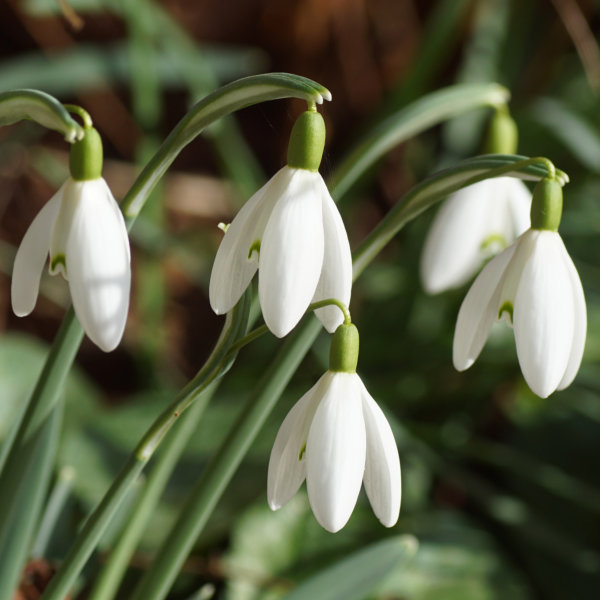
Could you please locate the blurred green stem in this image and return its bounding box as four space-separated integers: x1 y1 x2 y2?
86 383 218 600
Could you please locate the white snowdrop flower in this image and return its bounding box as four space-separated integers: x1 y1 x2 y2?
11 127 131 352
209 110 352 338
268 323 401 532
453 178 586 398
421 177 531 294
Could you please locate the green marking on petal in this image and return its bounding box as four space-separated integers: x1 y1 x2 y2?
218 222 230 233
498 301 513 324
248 239 261 260
481 233 507 251
299 443 306 461
50 254 67 275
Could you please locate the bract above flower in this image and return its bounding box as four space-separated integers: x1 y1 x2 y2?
453 227 586 398
11 127 131 352
421 177 531 294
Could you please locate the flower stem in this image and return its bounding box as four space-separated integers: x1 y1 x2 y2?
308 298 352 324
62 104 94 129
86 384 217 600
40 294 250 600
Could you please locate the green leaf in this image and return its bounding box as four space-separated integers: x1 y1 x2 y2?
329 83 510 200
281 535 417 600
0 89 83 142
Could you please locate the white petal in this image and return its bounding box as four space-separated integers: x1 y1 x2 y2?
208 169 292 315
306 372 366 532
11 187 63 316
259 169 325 337
501 178 531 239
513 231 574 398
65 179 131 352
557 244 587 390
267 373 329 510
453 243 516 370
311 179 352 332
420 181 493 294
359 380 401 527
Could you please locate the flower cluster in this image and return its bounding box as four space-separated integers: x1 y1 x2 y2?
8 100 587 537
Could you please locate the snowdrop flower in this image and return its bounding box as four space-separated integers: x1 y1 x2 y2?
268 322 401 532
421 107 529 294
11 127 130 352
453 178 586 398
421 177 531 294
209 109 352 337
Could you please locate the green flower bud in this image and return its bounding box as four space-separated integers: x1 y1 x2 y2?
530 177 563 232
287 110 326 172
329 323 359 373
484 107 518 155
69 127 103 181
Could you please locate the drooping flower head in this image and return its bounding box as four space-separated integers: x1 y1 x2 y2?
421 106 531 294
268 321 401 532
209 108 352 338
11 125 131 352
453 176 586 398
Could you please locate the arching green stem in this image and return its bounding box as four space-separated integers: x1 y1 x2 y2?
62 104 94 129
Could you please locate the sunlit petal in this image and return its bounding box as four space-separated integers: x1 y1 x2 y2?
421 181 492 294
11 188 63 316
312 180 352 332
513 231 574 398
306 372 366 532
267 372 329 510
360 380 401 527
209 168 294 315
66 179 131 352
453 243 516 370
259 170 324 337
557 243 587 390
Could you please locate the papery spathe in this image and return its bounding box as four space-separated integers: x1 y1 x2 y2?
453 229 586 398
12 177 131 352
421 177 531 294
209 166 352 337
268 370 401 532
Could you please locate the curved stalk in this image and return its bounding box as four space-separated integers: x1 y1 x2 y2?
0 90 84 142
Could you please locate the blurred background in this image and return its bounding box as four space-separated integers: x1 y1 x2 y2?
1 0 600 598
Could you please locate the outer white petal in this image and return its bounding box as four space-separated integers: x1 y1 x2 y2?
501 178 531 239
208 169 292 315
306 372 366 533
359 379 401 527
311 178 352 332
65 179 131 352
513 231 574 398
453 243 517 370
259 169 325 337
11 187 63 316
267 372 329 510
557 243 587 390
420 181 492 294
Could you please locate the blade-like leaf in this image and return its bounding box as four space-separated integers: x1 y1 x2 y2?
282 535 418 600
